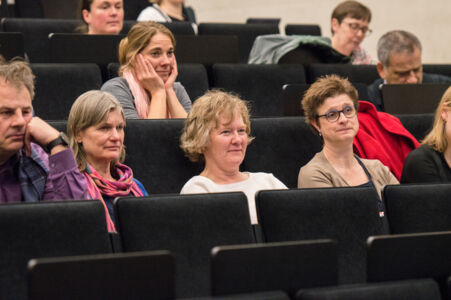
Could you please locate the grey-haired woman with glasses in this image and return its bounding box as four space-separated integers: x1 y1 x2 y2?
298 75 398 199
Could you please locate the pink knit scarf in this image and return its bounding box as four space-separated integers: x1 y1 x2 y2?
123 69 150 119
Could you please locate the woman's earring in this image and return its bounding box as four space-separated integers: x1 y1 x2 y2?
443 121 447 134
318 131 322 137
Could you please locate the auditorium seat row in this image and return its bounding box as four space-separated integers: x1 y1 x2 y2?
3 184 451 299
48 115 432 193
29 62 450 119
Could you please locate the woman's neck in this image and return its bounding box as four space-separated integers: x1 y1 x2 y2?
331 36 352 56
322 142 356 168
160 1 184 20
90 161 114 181
201 163 247 185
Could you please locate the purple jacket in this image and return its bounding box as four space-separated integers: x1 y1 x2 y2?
0 144 88 202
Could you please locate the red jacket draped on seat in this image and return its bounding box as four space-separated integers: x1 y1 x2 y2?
353 101 420 180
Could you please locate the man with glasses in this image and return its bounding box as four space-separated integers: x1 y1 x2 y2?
331 0 375 65
368 30 451 111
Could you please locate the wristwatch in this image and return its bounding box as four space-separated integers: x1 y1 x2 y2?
45 132 69 153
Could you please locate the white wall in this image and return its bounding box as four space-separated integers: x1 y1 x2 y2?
187 0 451 63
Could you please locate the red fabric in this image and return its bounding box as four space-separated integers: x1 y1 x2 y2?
353 101 420 180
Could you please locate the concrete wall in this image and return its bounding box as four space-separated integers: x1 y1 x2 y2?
187 0 450 63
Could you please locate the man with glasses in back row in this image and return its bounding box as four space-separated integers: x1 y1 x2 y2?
367 30 451 111
331 0 375 65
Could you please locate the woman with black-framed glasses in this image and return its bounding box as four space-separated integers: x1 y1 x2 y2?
298 75 398 199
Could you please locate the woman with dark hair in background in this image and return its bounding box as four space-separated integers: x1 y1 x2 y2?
76 0 124 35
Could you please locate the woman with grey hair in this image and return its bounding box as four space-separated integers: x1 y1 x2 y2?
180 90 287 224
67 90 148 232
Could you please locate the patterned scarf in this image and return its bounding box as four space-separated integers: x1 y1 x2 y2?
83 162 143 232
122 68 170 119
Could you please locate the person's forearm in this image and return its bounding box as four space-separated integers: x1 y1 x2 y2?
166 88 187 118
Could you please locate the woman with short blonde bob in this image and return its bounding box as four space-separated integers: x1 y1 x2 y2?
298 75 397 199
180 90 287 224
402 87 451 183
68 90 148 232
101 21 191 119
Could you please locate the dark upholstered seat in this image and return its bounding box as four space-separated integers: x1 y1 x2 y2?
383 183 451 234
423 64 451 78
28 250 174 300
296 279 441 300
211 240 337 297
285 24 322 36
175 35 239 66
48 33 124 64
122 119 202 194
244 117 321 188
306 64 379 85
115 193 256 298
212 64 306 117
1 18 80 62
31 63 102 120
198 23 279 63
367 231 451 299
0 32 25 60
257 187 388 284
0 200 112 300
396 113 433 142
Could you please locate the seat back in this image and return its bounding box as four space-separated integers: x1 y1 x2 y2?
1 18 80 62
257 188 388 284
243 117 321 188
176 63 210 101
41 0 79 18
0 200 112 300
175 35 239 65
198 23 279 63
31 63 102 120
48 33 124 64
115 193 256 298
212 64 306 117
0 32 25 60
307 64 379 84
396 113 433 141
279 84 308 116
297 279 441 300
122 119 202 194
123 0 151 20
367 231 451 299
285 24 321 36
28 250 174 300
423 64 451 78
383 183 451 234
211 240 338 297
13 0 43 17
